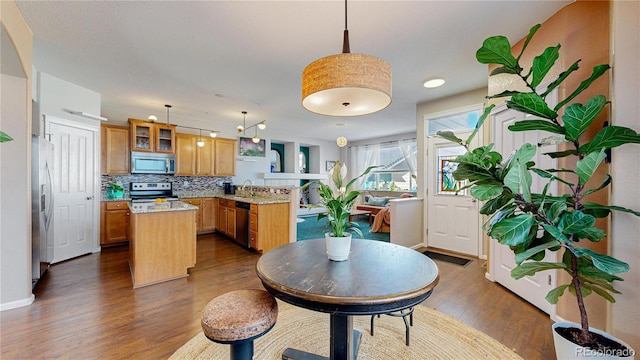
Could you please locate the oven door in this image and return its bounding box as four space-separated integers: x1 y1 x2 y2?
131 152 176 174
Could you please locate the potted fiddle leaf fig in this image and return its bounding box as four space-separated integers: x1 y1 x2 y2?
303 161 376 261
437 24 638 358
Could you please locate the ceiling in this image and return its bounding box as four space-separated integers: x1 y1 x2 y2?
15 1 570 143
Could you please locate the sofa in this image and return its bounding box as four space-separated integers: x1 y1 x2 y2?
356 193 415 233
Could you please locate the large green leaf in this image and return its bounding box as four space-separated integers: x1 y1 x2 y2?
576 227 606 242
508 120 565 135
579 126 640 154
530 168 574 187
558 211 596 234
543 224 571 243
546 200 568 224
511 261 566 279
582 202 640 217
514 240 561 265
470 182 504 201
555 64 611 111
545 285 570 304
562 95 607 141
476 35 518 69
574 248 630 274
436 131 464 145
503 161 532 202
575 149 607 186
542 60 580 98
490 214 535 246
531 45 560 88
516 24 541 61
465 104 495 146
507 93 558 120
543 149 579 159
582 174 611 197
581 283 616 303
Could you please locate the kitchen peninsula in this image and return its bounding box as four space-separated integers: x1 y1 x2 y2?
128 201 198 288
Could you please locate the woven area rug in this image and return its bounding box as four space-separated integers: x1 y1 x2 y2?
170 302 522 360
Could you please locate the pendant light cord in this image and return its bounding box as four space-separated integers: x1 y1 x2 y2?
342 0 350 54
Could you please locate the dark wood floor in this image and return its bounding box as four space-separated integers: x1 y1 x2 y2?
0 234 555 359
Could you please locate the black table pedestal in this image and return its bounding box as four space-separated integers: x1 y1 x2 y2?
282 314 361 360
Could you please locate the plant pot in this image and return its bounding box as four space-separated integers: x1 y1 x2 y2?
325 233 352 262
107 188 123 199
552 321 635 359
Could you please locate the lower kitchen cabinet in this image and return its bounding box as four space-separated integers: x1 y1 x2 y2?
217 199 236 239
249 202 290 253
181 198 202 233
201 197 217 233
100 201 130 246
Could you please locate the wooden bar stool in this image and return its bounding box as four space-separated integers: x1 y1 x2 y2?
201 289 278 360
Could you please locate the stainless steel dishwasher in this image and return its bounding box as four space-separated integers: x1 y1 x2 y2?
235 201 250 248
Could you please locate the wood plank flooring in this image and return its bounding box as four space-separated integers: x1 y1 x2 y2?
0 234 555 359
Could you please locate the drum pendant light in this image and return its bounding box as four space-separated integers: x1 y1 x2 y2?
302 0 392 117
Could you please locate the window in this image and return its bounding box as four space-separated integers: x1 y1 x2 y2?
353 139 417 192
426 107 480 135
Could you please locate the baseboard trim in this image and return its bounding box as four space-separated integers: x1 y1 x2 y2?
0 294 35 312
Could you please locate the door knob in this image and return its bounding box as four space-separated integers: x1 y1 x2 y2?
86 196 94 200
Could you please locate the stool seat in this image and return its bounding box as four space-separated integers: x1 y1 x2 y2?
201 289 278 344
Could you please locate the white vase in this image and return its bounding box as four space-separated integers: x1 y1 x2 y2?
552 321 635 360
325 233 352 261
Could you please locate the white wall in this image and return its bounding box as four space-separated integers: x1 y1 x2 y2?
1 74 33 310
0 1 33 311
36 72 102 128
232 137 339 186
610 0 640 351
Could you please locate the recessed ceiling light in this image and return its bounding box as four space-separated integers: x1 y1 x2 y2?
423 78 445 88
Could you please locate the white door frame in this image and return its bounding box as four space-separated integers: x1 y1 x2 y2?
44 115 101 259
423 104 484 258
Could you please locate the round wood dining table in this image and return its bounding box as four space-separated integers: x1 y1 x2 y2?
256 238 439 360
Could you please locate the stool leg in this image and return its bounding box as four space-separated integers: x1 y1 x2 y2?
230 340 253 360
370 314 375 336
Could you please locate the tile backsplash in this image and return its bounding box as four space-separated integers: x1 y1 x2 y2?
102 175 232 194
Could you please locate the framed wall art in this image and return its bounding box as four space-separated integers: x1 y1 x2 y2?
239 137 266 157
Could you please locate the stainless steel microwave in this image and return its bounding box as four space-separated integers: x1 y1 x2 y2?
131 152 176 174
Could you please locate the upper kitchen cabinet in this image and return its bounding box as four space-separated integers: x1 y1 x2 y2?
176 134 235 176
128 118 176 153
214 138 236 176
101 124 130 175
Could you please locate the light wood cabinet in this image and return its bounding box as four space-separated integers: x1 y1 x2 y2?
217 199 236 239
176 133 197 175
101 125 130 175
214 138 236 176
100 201 130 246
176 134 235 176
249 202 290 253
129 118 176 153
175 134 215 176
201 197 217 233
181 198 202 232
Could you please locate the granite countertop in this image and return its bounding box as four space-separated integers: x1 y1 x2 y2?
216 194 290 205
128 201 199 214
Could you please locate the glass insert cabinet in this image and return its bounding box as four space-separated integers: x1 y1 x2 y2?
129 119 177 153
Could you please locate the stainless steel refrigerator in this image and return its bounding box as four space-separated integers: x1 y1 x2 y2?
31 135 54 287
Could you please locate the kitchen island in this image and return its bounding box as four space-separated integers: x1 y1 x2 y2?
128 201 198 288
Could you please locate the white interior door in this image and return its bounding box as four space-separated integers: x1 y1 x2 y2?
426 131 480 256
46 118 98 263
490 104 556 316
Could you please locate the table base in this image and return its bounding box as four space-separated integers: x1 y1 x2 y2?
282 330 362 360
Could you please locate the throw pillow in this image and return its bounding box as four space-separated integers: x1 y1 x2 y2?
366 196 389 207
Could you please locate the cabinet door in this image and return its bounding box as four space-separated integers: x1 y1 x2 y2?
176 133 197 175
182 198 202 232
196 138 214 176
101 125 130 175
214 138 236 176
226 207 236 238
155 124 176 153
201 198 216 232
217 204 227 234
129 119 154 152
101 201 130 246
